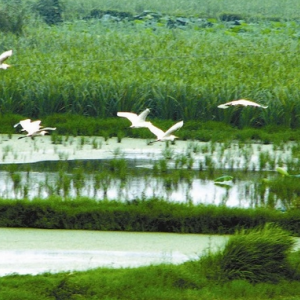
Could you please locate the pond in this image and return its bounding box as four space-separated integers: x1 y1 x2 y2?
0 135 299 209
0 228 229 276
2 228 300 277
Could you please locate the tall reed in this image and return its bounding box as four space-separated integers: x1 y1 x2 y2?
1 15 300 128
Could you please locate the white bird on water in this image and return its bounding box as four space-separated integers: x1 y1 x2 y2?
14 119 56 139
117 108 151 128
218 99 268 109
0 50 13 70
147 120 184 144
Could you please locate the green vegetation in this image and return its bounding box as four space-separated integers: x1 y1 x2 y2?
0 0 300 133
205 224 297 283
1 225 300 299
1 1 300 298
4 113 300 143
1 197 300 235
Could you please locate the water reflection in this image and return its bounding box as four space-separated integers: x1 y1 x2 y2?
0 159 289 208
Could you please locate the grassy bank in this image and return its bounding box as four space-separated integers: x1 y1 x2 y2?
1 197 300 235
1 225 300 299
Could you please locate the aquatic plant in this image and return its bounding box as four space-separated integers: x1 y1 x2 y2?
91 137 102 149
214 175 233 187
10 172 22 197
276 167 300 178
72 168 85 197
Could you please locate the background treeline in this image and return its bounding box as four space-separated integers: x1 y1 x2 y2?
1 197 300 235
1 0 300 133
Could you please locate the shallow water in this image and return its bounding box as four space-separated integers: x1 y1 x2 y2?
0 135 297 208
0 228 229 276
0 137 299 276
0 166 272 208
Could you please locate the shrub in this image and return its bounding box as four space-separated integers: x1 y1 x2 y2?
219 224 296 283
218 12 244 21
33 0 63 25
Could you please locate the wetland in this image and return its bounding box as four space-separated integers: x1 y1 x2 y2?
0 135 299 209
2 0 300 298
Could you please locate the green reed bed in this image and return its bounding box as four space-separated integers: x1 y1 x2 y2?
0 197 300 235
1 16 300 128
1 224 300 300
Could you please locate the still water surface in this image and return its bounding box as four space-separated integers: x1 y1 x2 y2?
0 159 279 208
0 136 298 208
0 228 229 276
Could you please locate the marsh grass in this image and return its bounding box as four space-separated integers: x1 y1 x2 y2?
0 197 300 235
2 9 300 129
265 177 300 208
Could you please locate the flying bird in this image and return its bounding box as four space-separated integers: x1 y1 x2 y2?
218 99 268 109
18 129 54 140
147 120 184 144
14 119 56 139
0 50 13 69
117 108 151 128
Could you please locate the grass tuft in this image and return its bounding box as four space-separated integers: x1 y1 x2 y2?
202 224 298 283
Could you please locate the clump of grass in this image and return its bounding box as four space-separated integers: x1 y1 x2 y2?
117 131 124 143
205 224 297 283
153 159 168 173
51 133 63 144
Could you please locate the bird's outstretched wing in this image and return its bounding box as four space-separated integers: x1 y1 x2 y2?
217 103 230 109
41 127 56 131
218 99 268 109
14 119 31 128
164 121 184 137
0 50 12 64
147 123 164 138
117 112 138 124
137 108 150 121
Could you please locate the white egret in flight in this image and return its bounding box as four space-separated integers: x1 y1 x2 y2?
14 119 56 139
218 99 268 109
0 50 13 69
147 120 184 144
117 108 151 128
